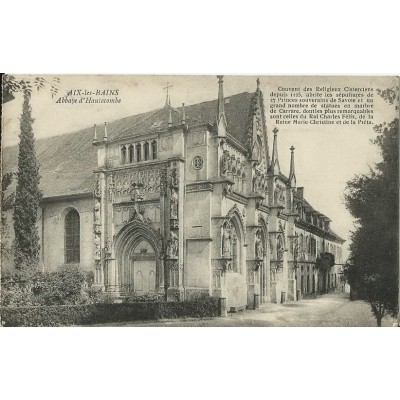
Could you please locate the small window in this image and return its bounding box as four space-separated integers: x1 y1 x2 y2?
121 146 127 164
65 209 80 263
151 140 157 159
193 156 204 170
129 145 134 163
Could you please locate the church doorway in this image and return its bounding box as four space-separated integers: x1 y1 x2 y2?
129 239 156 294
114 221 163 296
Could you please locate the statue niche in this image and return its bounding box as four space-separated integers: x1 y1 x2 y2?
166 230 178 259
170 188 178 219
220 149 230 176
222 221 232 258
255 229 264 259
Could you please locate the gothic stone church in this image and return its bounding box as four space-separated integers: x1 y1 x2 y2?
3 77 345 309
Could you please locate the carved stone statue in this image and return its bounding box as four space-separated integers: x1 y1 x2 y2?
220 150 230 176
170 189 178 218
292 237 299 260
105 239 111 258
255 231 264 259
167 230 179 258
277 235 284 261
222 222 232 257
170 167 179 188
94 198 101 225
94 234 101 259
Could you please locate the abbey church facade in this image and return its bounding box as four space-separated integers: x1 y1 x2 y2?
3 76 345 309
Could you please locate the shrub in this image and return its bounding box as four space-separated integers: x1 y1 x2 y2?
0 298 220 327
30 264 87 305
1 265 89 307
124 292 165 303
85 287 114 304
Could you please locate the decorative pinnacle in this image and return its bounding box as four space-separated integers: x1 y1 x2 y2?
181 103 186 124
273 127 279 135
216 75 226 124
104 122 108 141
168 106 172 128
256 78 260 90
289 145 296 185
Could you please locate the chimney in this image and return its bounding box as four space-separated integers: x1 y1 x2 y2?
93 124 97 141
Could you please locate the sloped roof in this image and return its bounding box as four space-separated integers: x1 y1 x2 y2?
2 126 97 198
92 92 254 143
2 92 254 198
294 195 344 242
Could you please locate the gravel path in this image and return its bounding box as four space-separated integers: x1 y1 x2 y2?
88 292 397 327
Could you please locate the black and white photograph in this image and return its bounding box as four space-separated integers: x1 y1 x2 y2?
1 74 398 327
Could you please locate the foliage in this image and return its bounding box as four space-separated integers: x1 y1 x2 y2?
315 252 335 271
1 172 15 265
0 298 221 327
1 265 90 307
2 75 61 102
31 265 87 305
344 87 399 326
85 286 114 304
13 91 42 272
124 292 165 303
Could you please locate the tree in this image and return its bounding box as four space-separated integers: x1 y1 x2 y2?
13 91 42 275
344 88 399 326
1 172 15 274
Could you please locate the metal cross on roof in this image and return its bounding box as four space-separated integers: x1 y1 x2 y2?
163 81 173 107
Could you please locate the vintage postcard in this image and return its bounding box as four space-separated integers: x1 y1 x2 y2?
1 75 398 327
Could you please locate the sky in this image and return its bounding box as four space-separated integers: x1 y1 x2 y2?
2 75 398 259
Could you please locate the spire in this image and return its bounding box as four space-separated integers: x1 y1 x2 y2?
256 77 261 92
215 75 227 135
93 124 97 141
103 122 108 141
288 145 296 187
270 127 280 174
216 75 225 122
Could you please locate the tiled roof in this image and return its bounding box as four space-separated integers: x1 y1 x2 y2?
294 195 344 242
2 92 254 199
92 92 254 143
2 126 97 198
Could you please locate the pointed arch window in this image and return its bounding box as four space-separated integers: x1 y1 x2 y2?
65 209 80 263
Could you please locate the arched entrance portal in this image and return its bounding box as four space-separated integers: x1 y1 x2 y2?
114 221 163 296
129 239 156 294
